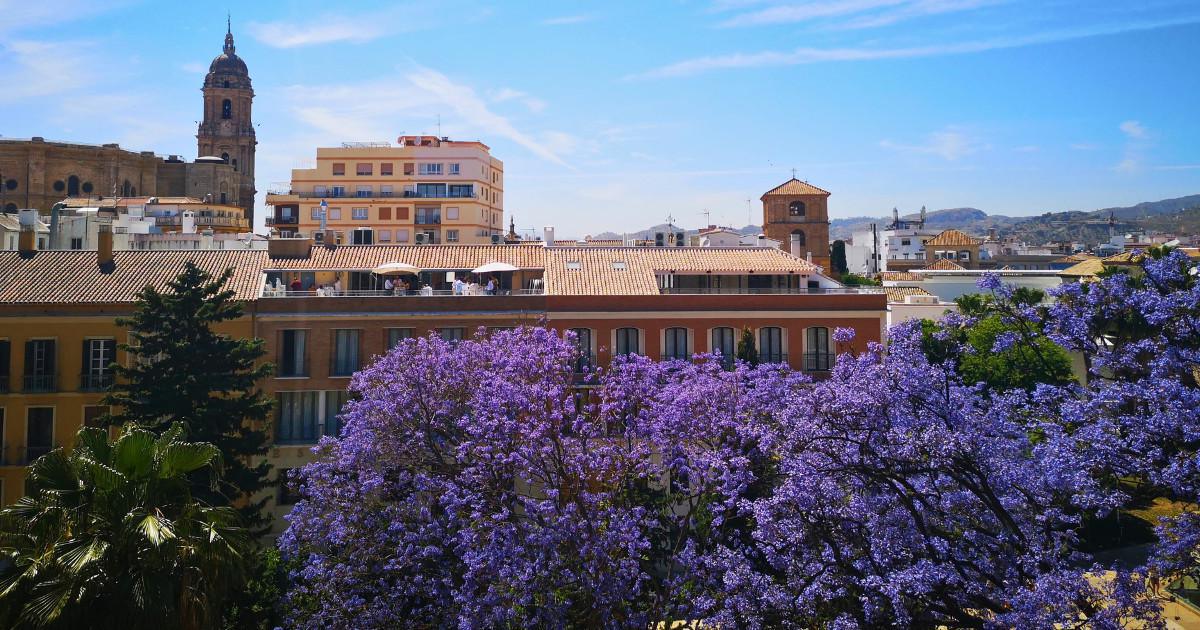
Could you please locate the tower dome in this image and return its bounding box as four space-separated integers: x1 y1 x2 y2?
205 17 251 88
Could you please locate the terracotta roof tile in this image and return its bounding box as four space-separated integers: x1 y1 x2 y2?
1059 258 1106 278
264 244 546 271
761 178 831 197
884 287 933 302
544 247 818 296
921 258 967 271
0 250 266 304
924 229 982 247
879 271 922 282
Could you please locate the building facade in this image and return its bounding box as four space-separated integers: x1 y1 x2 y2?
761 178 832 270
0 237 884 530
197 20 257 223
266 136 505 245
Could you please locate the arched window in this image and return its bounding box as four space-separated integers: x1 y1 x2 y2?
663 327 689 360
221 152 230 164
223 80 230 88
789 200 806 217
710 327 735 365
758 327 784 364
232 158 238 171
121 180 132 196
805 327 832 371
129 186 136 196
67 175 80 196
4 203 16 212
222 99 232 119
791 229 806 246
615 328 640 356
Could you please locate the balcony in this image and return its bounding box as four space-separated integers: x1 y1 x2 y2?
269 190 476 199
415 216 442 225
266 215 298 226
262 288 545 298
658 287 885 295
23 374 57 393
759 352 788 365
804 352 834 371
80 372 113 392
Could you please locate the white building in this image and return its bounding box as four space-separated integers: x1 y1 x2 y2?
846 207 942 273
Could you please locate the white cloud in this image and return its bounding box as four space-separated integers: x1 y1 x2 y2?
632 16 1200 78
1119 120 1148 139
248 6 440 48
718 0 906 27
879 128 981 161
280 64 571 168
0 0 128 35
542 14 595 25
0 40 97 103
489 87 548 113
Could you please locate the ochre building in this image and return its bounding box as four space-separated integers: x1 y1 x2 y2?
761 177 832 271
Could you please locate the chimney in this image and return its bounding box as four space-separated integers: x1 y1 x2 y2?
97 221 114 268
18 209 38 255
543 226 555 246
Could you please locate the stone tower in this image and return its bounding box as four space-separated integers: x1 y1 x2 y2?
760 177 831 271
197 17 256 223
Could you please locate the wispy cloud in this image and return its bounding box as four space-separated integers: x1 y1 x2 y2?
281 65 572 168
489 87 547 113
248 6 439 48
1114 120 1151 173
879 128 983 161
632 16 1200 78
0 0 128 35
1119 119 1148 139
0 39 98 103
542 14 595 25
718 0 905 27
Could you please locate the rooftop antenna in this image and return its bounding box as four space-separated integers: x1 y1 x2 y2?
746 199 752 226
666 213 676 232
701 209 711 226
791 168 797 180
437 114 442 138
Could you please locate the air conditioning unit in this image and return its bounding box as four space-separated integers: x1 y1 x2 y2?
313 231 325 244
415 233 427 245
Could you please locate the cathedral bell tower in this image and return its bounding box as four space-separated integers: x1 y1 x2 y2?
197 17 256 223
760 177 832 271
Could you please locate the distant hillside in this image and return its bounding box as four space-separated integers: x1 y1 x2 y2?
591 223 760 242
830 207 1015 241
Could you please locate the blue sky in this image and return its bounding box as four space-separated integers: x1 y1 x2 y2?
1 0 1198 237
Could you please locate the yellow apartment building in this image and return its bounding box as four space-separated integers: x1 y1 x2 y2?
265 135 504 245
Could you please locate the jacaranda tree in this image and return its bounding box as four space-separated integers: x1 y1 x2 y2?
279 287 1196 630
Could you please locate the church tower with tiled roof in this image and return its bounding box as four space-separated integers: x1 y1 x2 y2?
761 177 831 271
197 17 256 223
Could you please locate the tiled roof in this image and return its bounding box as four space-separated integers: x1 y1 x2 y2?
924 229 981 247
921 258 967 271
884 286 933 302
264 245 547 271
879 271 922 282
544 247 818 296
0 250 266 304
1052 253 1096 264
61 196 210 208
761 178 831 197
551 239 626 247
1059 258 1106 278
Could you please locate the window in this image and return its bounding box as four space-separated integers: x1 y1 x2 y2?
449 184 473 197
356 163 373 176
330 186 346 198
569 328 593 372
0 340 9 392
901 238 911 246
959 250 972 261
24 339 56 392
805 327 833 371
70 237 83 250
449 163 461 175
791 229 806 247
380 163 393 176
378 229 392 242
83 405 108 429
611 261 626 270
26 407 54 461
81 181 93 194
323 390 349 437
355 186 372 198
418 163 444 175
379 207 392 220
759 327 784 364
352 207 369 220
310 207 325 220
328 208 342 220
663 327 689 360
81 338 115 391
67 175 80 196
380 185 393 197
439 328 465 342
332 163 345 176
403 162 415 176
415 208 440 224
446 207 460 220
331 330 360 376
221 99 232 119
396 229 410 243
615 328 640 356
711 327 735 365
397 207 410 220
566 261 581 270
278 468 298 506
277 391 319 443
789 200 806 216
416 183 447 197
279 330 307 377
387 328 414 349
446 229 459 243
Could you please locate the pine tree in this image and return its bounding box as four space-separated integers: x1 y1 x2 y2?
830 240 849 275
104 262 274 529
736 326 759 366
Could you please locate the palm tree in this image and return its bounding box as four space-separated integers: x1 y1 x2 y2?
0 424 249 630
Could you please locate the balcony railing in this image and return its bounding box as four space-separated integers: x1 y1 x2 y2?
262 288 545 298
659 287 885 295
415 216 442 225
23 374 57 393
268 190 476 200
265 216 298 226
759 352 788 365
80 372 113 392
804 352 834 371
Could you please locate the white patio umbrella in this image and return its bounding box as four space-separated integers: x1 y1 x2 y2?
471 261 519 274
372 262 422 275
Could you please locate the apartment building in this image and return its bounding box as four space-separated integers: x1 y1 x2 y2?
266 136 504 245
0 232 885 530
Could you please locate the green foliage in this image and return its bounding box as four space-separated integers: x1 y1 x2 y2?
958 315 1074 391
840 273 881 287
0 424 249 630
830 240 849 275
222 547 288 630
736 326 758 366
103 262 274 529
